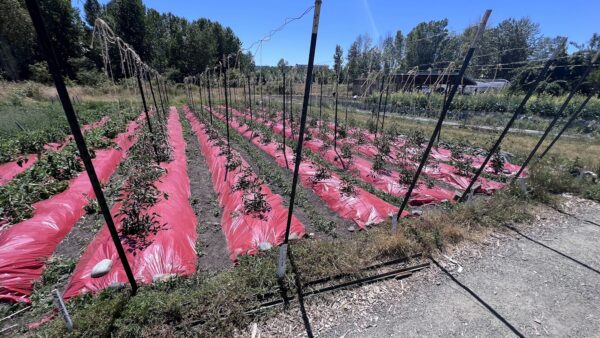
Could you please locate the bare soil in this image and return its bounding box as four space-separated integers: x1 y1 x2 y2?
181 113 230 274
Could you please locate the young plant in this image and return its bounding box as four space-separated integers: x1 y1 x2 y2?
491 146 506 174
242 185 272 220
341 143 353 159
311 164 331 184
340 175 357 197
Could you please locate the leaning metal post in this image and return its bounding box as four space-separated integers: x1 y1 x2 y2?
459 38 567 201
511 48 600 182
279 0 322 280
24 0 137 294
395 9 492 225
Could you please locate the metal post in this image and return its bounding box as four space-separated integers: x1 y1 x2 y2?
375 75 385 132
147 71 165 135
512 49 600 181
136 72 153 133
189 80 196 112
248 75 253 124
198 76 204 115
539 93 594 159
334 72 339 152
283 71 289 169
319 72 323 123
207 71 213 125
395 9 491 222
289 78 294 129
155 73 167 120
459 39 566 201
381 84 390 135
223 63 231 156
279 0 322 279
24 0 137 294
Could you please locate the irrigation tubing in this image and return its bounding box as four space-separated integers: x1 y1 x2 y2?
459 38 567 201
395 9 491 222
24 0 137 294
512 49 600 182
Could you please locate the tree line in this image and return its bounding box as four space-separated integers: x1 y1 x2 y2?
332 18 599 95
0 0 251 84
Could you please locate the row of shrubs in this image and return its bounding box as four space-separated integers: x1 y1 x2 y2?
365 92 600 119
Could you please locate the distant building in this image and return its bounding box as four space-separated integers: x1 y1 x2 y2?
462 79 510 94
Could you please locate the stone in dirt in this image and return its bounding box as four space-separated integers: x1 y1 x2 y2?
91 259 113 278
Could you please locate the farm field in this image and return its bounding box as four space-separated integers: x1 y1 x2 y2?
1 1 600 337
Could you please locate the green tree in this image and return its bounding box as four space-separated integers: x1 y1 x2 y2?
83 0 101 28
333 44 343 79
0 0 35 80
405 19 449 68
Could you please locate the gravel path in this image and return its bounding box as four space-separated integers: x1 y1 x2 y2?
244 195 600 337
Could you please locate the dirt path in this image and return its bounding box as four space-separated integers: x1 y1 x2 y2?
246 195 600 337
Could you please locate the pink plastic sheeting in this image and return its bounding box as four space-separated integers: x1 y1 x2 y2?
0 117 109 186
64 107 198 299
186 107 304 260
309 122 506 194
209 108 406 229
0 115 142 303
332 123 525 178
230 109 454 205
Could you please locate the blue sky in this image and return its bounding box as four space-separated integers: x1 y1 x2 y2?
73 0 599 66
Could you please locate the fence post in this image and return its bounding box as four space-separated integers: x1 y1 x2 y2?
24 0 138 295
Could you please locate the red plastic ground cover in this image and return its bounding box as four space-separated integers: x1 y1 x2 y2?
0 117 109 186
185 107 305 261
63 108 198 299
208 107 406 229
330 123 524 178
304 120 506 194
0 115 143 303
230 109 454 205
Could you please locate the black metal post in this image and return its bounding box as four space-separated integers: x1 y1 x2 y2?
283 71 289 169
136 72 153 134
380 84 390 135
289 78 294 129
395 9 491 222
248 75 253 124
198 76 204 114
24 0 138 294
512 49 599 181
459 40 566 201
280 0 322 274
207 71 213 125
539 93 594 159
155 73 167 121
146 72 165 136
374 74 385 131
319 72 323 124
223 64 231 156
334 73 339 152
